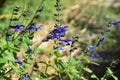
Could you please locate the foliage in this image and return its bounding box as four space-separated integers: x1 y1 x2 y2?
0 0 119 80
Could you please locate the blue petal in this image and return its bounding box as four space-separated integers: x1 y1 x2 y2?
58 47 64 50
88 45 96 51
111 21 120 26
99 36 106 44
26 26 34 31
46 26 69 41
15 56 19 61
13 25 23 32
27 47 34 54
88 53 99 60
60 40 73 43
35 24 43 31
17 61 23 65
24 74 30 80
6 34 10 40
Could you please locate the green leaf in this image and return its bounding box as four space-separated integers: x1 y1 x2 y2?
21 48 27 57
83 67 93 73
112 75 118 80
54 59 65 70
34 48 42 53
67 57 78 66
58 61 65 70
80 76 87 80
23 37 32 45
1 37 7 48
54 50 61 58
100 77 106 80
107 67 113 75
4 50 14 61
91 74 99 80
9 44 19 52
70 69 79 77
24 63 32 68
0 58 8 63
90 61 100 66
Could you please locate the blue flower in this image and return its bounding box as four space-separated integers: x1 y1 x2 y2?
16 61 23 65
56 26 68 32
34 24 43 31
27 24 43 31
60 39 73 44
15 56 23 66
88 53 99 60
46 26 69 41
24 74 30 80
12 25 24 32
6 34 11 40
99 35 106 44
27 47 34 54
88 45 96 51
58 47 64 50
15 56 19 61
53 26 68 37
111 21 120 26
26 26 34 31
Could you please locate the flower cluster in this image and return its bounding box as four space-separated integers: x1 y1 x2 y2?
87 21 120 60
11 22 42 32
1 0 120 79
44 26 74 50
45 26 69 41
87 35 106 60
88 53 99 60
27 24 43 31
12 24 25 32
